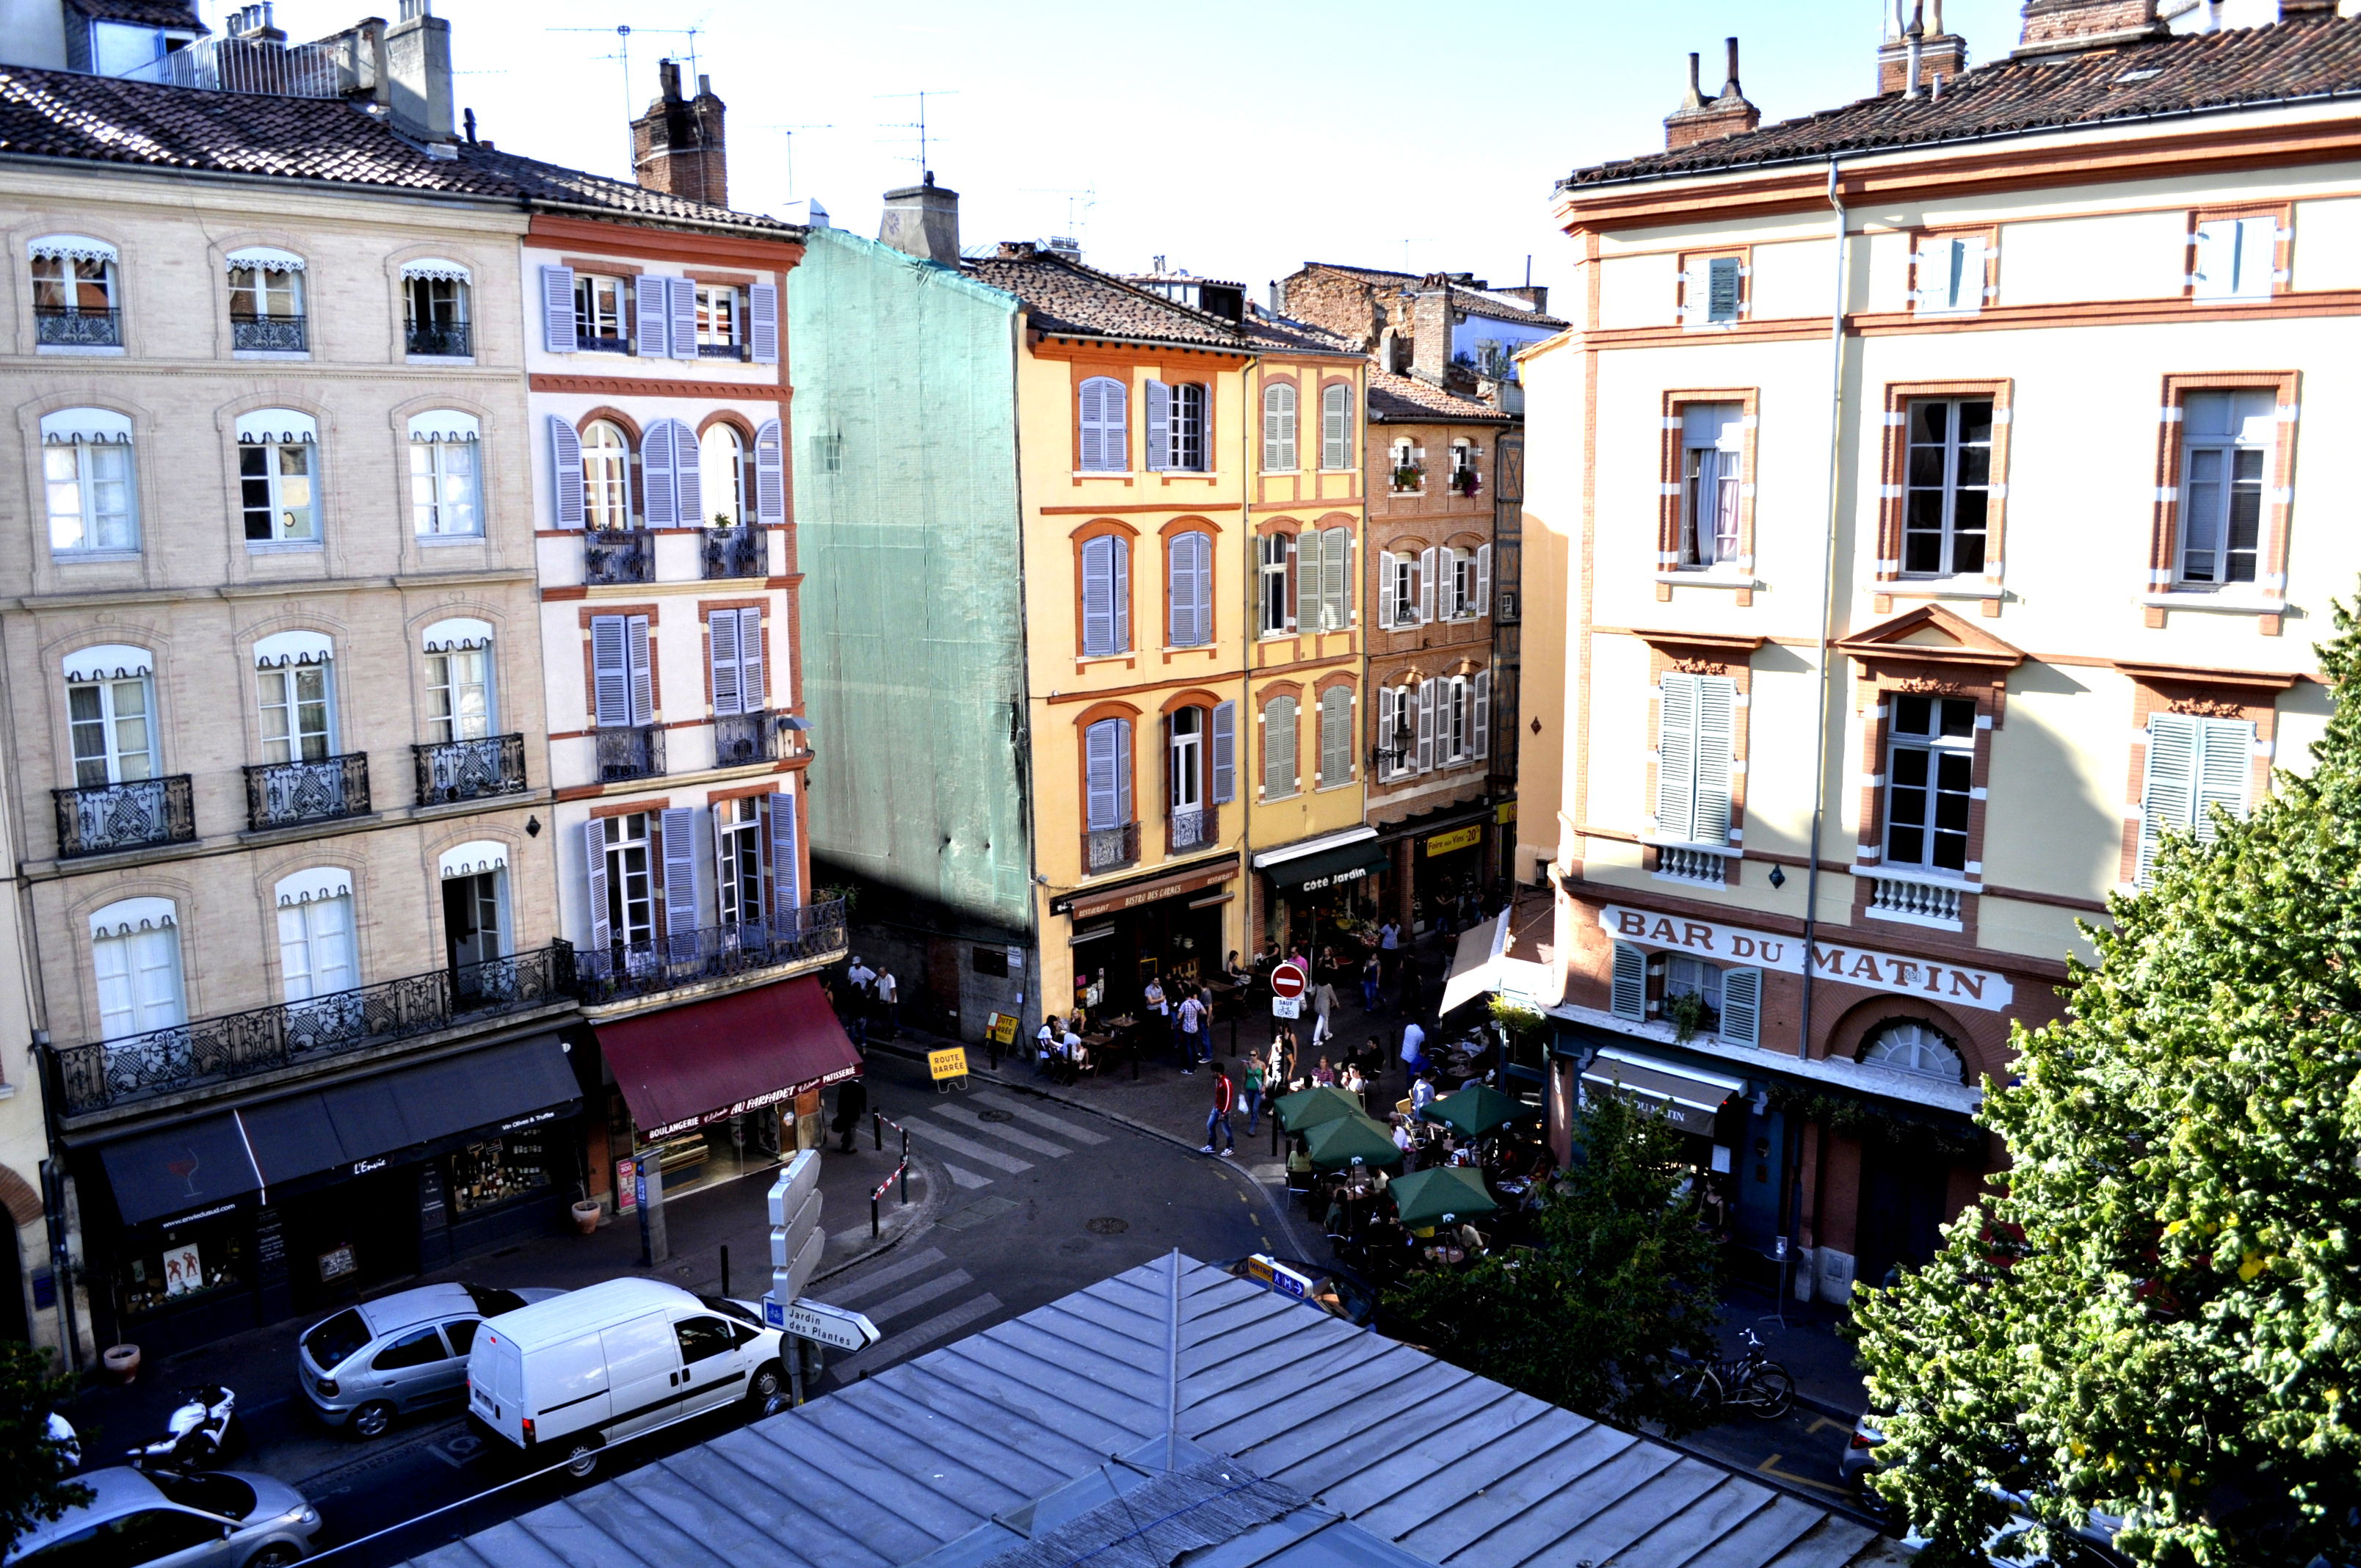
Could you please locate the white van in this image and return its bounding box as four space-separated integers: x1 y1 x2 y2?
466 1277 786 1476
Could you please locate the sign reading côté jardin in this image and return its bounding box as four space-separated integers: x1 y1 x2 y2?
1596 905 2014 1011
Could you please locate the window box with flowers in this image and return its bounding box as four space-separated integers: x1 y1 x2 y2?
1391 461 1426 493
1451 468 1482 498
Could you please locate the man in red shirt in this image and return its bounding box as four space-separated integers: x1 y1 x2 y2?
1201 1064 1236 1156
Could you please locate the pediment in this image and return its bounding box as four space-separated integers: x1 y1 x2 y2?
1833 603 2024 671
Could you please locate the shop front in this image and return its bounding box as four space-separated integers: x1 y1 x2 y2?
1051 857 1237 1016
1559 1034 1749 1244
1253 832 1388 965
1366 805 1499 937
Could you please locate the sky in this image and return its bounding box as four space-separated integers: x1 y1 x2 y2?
228 0 2032 303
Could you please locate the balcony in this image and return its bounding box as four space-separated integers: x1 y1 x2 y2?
1083 822 1141 876
35 307 120 349
702 524 765 580
1866 874 1965 930
245 752 370 831
231 313 306 352
117 34 343 98
584 529 655 585
414 733 528 807
1167 805 1218 854
713 711 777 769
1654 846 1728 886
574 904 847 1008
596 725 665 783
42 943 577 1118
405 320 471 357
54 775 196 859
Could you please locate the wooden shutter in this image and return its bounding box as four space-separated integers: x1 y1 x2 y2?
2139 712 2198 883
548 416 584 527
1322 385 1349 470
1473 670 1491 762
766 791 800 921
1322 527 1349 631
709 609 744 716
1321 689 1352 785
670 418 702 525
1167 533 1198 647
1114 718 1133 823
1079 380 1105 472
1415 680 1435 773
642 418 678 527
749 283 780 363
735 607 765 711
661 805 699 942
1376 551 1397 630
540 264 577 353
753 419 786 525
1692 675 1734 843
1720 967 1761 1045
584 820 612 951
2194 717 2255 845
1417 547 1436 624
1474 543 1493 617
1081 536 1115 656
1706 256 1741 322
1264 698 1296 798
634 274 669 356
1191 534 1213 647
1145 380 1169 472
1656 673 1698 841
1610 940 1647 1020
1086 719 1120 829
668 277 697 361
1111 537 1130 653
1377 686 1399 777
590 614 631 726
1211 700 1235 804
626 614 653 726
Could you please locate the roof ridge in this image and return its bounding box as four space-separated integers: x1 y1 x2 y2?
1037 250 1249 338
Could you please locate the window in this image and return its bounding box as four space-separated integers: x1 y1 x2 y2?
598 813 656 948
1084 718 1134 831
1654 672 1733 846
408 411 482 538
2192 214 2278 301
275 870 356 1003
90 899 183 1042
708 606 766 716
99 1511 224 1563
30 236 119 347
259 661 333 763
1297 526 1352 632
1901 399 1992 576
1449 440 1480 497
1389 439 1424 493
1080 534 1131 657
1379 551 1419 629
700 425 749 526
226 248 304 352
1078 376 1128 472
1376 686 1415 780
590 614 654 727
675 1315 737 1365
404 261 471 356
2177 390 2273 587
1263 383 1297 471
1680 403 1742 567
1694 255 1742 324
695 283 741 356
1915 236 1985 314
1884 695 1975 875
1258 533 1292 636
426 646 490 744
1169 707 1203 811
2139 711 2253 885
581 421 633 531
371 1325 446 1373
575 273 628 349
443 862 505 975
1167 530 1212 648
237 410 319 545
1318 686 1354 788
1262 696 1298 799
1860 1020 1964 1081
1443 545 1492 620
1321 384 1352 471
70 672 153 788
715 797 765 927
41 408 137 553
1665 955 1722 1026
1148 381 1208 472
1652 958 1760 1044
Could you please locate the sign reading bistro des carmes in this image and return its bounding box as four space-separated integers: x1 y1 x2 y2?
1596 905 2014 1012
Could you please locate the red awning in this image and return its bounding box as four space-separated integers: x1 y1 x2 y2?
596 976 862 1141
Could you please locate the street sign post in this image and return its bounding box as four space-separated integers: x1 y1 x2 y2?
762 1295 881 1351
1270 959 1307 1019
1244 1252 1313 1302
1271 996 1302 1019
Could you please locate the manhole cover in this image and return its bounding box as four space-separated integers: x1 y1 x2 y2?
977 1108 1015 1122
1087 1217 1129 1235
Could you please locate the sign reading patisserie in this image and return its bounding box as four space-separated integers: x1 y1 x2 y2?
1596 904 2014 1012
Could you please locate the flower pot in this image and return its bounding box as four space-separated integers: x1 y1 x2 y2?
102 1344 140 1384
570 1200 603 1235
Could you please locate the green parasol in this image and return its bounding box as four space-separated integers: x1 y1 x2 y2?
1421 1082 1538 1140
1303 1113 1404 1170
1388 1165 1499 1229
1275 1084 1366 1134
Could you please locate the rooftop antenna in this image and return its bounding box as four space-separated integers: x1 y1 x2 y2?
874 89 958 180
753 123 836 202
548 23 705 167
1020 185 1098 252
1401 236 1437 272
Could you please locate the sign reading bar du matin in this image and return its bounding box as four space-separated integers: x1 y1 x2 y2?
1595 905 2014 1012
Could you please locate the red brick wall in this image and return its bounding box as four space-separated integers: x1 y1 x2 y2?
2020 0 2159 47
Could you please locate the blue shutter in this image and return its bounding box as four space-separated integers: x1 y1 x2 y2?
1167 534 1195 648
1211 700 1235 805
709 608 743 717
1079 380 1105 471
748 283 780 364
668 277 697 361
584 820 611 951
540 265 577 353
753 419 786 526
1085 719 1120 830
626 614 653 727
1145 380 1169 473
669 418 701 526
1111 536 1130 653
590 615 630 726
661 805 700 951
548 416 583 527
736 607 765 711
1081 536 1114 657
641 418 678 527
766 791 800 923
634 274 669 357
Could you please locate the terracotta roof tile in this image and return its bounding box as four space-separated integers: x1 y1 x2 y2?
966 247 1247 348
1367 370 1515 424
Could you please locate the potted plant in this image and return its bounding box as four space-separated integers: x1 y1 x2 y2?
570 1183 602 1234
1667 991 1716 1044
1392 461 1424 492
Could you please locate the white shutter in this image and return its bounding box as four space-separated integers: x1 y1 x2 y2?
1079 380 1105 472
1377 686 1399 777
1145 380 1169 472
1081 536 1115 656
2238 216 2277 294
1473 670 1491 763
1474 543 1493 617
584 820 612 951
1656 673 1698 842
1086 719 1120 829
1211 700 1236 805
2192 220 2229 296
748 283 779 364
670 418 702 526
753 419 786 526
2140 712 2199 883
1284 537 1299 633
1168 533 1198 647
1418 546 1437 624
1377 552 1398 630
1323 527 1349 631
710 802 734 927
1265 699 1296 797
736 607 766 710
1415 680 1435 773
2194 717 2255 845
661 806 700 943
1693 675 1734 843
548 417 584 528
1610 940 1647 1021
642 419 678 527
634 274 669 357
1720 968 1761 1045
627 614 653 726
709 608 744 716
1111 536 1130 653
668 277 697 361
540 264 577 353
590 615 631 726
766 791 800 920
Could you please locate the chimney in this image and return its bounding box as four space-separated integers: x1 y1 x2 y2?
1878 0 1968 92
384 0 453 142
631 59 730 206
879 173 962 266
1498 284 1551 315
2014 0 2166 54
1664 37 1762 151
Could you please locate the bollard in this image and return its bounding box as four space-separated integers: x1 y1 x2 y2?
719 1244 730 1299
900 1125 908 1166
900 1159 909 1204
871 1192 880 1238
872 1111 882 1152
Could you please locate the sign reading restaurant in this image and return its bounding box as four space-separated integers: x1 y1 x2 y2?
1596 905 2014 1012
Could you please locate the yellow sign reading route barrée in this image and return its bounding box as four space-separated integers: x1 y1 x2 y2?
928 1046 970 1081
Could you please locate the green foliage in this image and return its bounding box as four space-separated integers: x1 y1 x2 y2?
1384 1092 1722 1432
1851 590 2361 1567
1487 997 1546 1061
0 1342 89 1556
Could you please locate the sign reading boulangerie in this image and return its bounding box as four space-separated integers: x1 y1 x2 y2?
1596 905 2014 1011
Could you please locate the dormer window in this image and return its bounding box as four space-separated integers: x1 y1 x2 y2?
227 247 305 354
30 236 120 350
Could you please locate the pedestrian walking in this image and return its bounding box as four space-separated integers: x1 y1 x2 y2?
1178 989 1207 1070
832 1077 868 1153
1310 977 1338 1050
1399 1019 1428 1088
1201 1064 1236 1155
876 968 899 1038
1361 954 1383 1015
1241 1055 1266 1135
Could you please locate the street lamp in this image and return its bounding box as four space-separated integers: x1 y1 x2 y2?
1370 708 1415 775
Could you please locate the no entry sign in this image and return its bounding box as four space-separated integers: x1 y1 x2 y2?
1271 960 1308 999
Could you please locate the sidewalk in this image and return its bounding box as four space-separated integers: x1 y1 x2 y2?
1713 1280 1871 1420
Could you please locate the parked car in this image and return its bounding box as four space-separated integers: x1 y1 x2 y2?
466 1277 786 1478
1841 1413 2129 1566
300 1282 565 1439
4 1466 320 1567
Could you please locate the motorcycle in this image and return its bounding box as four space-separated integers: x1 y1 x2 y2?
126 1384 242 1470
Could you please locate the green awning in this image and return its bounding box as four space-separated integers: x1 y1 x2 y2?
1275 1084 1366 1134
1303 1114 1404 1170
1267 840 1389 896
1421 1083 1540 1141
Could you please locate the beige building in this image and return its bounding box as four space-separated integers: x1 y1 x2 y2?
1524 0 2361 1299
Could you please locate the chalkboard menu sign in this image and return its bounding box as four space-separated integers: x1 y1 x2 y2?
418 1166 448 1231
254 1211 287 1280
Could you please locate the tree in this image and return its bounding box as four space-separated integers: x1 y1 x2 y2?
1385 1091 1722 1433
0 1341 89 1556
1852 592 2361 1567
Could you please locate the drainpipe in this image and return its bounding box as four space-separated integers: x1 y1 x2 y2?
1799 157 1848 1063
1238 353 1260 959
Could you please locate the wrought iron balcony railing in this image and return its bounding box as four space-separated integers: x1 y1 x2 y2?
584 529 655 585
231 313 307 352
54 775 196 859
713 711 776 769
245 752 369 831
595 725 664 783
573 904 848 1007
1083 822 1141 875
1167 805 1218 854
701 524 764 579
35 307 120 348
414 733 527 806
43 942 578 1117
405 320 471 357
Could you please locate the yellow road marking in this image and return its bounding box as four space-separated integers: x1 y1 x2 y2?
1757 1454 1850 1498
1807 1415 1852 1438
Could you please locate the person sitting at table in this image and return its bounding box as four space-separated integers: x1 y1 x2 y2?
1059 1020 1084 1084
1339 1061 1364 1099
1037 1016 1060 1077
1410 1071 1437 1114
1225 950 1250 987
1311 1055 1335 1086
1390 1115 1415 1164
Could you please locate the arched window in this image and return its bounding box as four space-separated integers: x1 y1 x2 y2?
30 235 120 348
89 896 184 1042
440 840 511 974
1166 529 1212 648
581 420 632 531
236 408 319 545
226 247 305 352
699 424 749 526
274 867 357 1004
1860 1020 1966 1081
254 631 336 763
1389 438 1424 493
1262 695 1299 800
403 258 472 357
1320 383 1353 471
41 407 137 553
63 643 156 788
1083 716 1136 871
1318 686 1354 788
1079 533 1131 657
421 618 494 744
1262 383 1297 471
1169 706 1204 812
1079 376 1128 472
408 410 482 537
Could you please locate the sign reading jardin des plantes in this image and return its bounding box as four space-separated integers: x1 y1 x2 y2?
1594 905 2014 1011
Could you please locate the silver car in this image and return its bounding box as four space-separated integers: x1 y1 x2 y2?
300 1281 562 1439
4 1467 320 1567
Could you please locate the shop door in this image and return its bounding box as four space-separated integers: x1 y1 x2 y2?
1856 1141 1949 1288
283 1167 419 1310
1732 1108 1788 1254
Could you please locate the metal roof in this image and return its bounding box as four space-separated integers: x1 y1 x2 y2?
400 1254 1907 1568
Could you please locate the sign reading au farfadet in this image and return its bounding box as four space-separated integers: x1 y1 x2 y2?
1595 904 2014 1012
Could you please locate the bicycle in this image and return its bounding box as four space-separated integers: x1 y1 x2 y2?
1669 1327 1796 1421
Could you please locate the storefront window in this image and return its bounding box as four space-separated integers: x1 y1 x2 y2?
120 1212 247 1320
447 1130 552 1213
